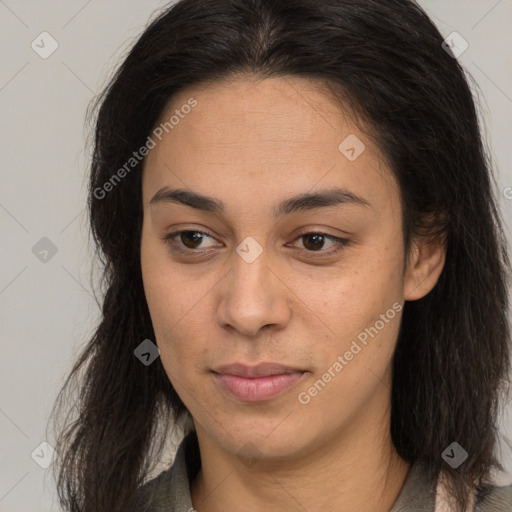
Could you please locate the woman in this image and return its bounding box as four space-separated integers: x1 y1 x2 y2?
48 0 512 510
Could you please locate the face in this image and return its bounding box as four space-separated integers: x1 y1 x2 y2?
140 75 443 462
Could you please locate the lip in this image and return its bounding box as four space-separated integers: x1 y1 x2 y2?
212 362 307 402
212 362 305 378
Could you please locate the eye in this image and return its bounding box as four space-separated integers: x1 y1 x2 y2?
162 230 218 253
162 229 350 257
289 231 350 257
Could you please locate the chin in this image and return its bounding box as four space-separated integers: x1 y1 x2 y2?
212 416 311 459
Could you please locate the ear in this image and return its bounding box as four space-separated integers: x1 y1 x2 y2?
403 233 447 301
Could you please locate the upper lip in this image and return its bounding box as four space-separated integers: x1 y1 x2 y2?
212 362 305 378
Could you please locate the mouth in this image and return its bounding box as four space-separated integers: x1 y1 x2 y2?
212 362 305 378
211 362 308 402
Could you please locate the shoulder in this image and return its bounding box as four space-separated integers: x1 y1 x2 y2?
474 482 512 512
121 431 199 512
121 466 175 512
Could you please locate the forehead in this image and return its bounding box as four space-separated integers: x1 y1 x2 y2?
142 75 400 220
154 75 360 156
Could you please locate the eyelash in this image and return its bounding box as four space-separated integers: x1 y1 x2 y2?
161 230 350 258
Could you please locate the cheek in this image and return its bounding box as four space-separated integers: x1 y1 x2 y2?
141 268 203 393
313 253 402 341
298 288 402 422
140 236 212 379
141 232 183 356
141 228 192 330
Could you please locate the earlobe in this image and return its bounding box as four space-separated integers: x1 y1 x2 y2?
403 235 447 301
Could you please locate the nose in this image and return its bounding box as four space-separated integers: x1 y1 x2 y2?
216 251 291 338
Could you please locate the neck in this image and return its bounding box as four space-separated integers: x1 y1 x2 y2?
190 399 410 512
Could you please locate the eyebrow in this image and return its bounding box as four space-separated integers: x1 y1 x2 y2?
149 186 372 216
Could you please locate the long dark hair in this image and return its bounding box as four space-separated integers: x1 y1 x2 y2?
48 1 511 511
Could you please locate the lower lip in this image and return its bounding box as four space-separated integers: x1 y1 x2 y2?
213 371 306 402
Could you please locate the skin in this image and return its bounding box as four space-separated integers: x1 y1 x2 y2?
140 75 446 512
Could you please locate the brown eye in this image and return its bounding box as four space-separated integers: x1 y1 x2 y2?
179 231 206 249
292 232 349 256
162 230 217 253
301 233 328 251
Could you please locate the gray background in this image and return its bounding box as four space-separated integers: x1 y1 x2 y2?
1 1 511 510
